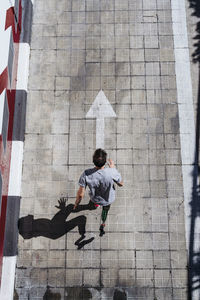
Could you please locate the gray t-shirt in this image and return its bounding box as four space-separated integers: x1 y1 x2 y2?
79 167 122 206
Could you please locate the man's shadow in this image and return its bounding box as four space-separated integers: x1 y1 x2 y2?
18 198 97 250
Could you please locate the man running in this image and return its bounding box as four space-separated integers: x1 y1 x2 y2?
73 148 123 236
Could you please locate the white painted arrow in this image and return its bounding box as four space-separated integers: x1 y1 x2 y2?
86 90 116 149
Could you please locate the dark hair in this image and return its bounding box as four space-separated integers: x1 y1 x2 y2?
93 148 107 168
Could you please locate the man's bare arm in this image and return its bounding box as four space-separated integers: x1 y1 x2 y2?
108 159 124 187
73 186 85 210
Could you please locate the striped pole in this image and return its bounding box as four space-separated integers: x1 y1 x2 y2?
0 0 33 299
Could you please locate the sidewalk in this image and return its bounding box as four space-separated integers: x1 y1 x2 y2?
14 0 192 299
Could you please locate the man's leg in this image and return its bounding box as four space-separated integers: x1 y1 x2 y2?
100 205 110 236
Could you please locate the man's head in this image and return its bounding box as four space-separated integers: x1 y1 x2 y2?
93 148 107 168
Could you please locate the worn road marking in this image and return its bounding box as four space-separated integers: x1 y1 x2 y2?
86 90 116 149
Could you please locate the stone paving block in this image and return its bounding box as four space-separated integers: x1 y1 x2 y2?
83 269 100 286
72 37 85 49
72 11 86 24
102 269 118 287
131 63 145 75
136 269 154 287
86 76 101 90
131 90 146 104
153 233 169 250
101 49 115 62
136 250 153 268
115 24 129 37
150 165 165 181
23 149 52 165
48 269 66 287
157 10 172 23
146 76 161 89
169 232 186 251
145 62 159 75
158 23 173 36
101 11 114 24
153 250 171 269
133 149 149 165
17 250 33 268
118 269 135 287
57 37 71 50
116 49 130 62
173 288 187 299
143 10 157 23
147 90 162 104
130 23 144 36
147 104 164 118
161 75 177 90
150 181 167 198
132 118 148 133
129 0 143 10
55 76 70 91
160 62 175 75
148 118 164 134
31 36 57 50
132 133 149 149
166 165 182 181
66 269 83 286
162 90 177 104
154 269 171 288
130 10 143 23
131 76 145 89
48 250 66 268
117 149 133 165
57 24 71 36
143 0 157 10
149 149 165 164
171 251 187 269
157 0 171 10
82 251 100 268
172 269 187 288
101 250 118 268
33 11 57 25
165 149 181 165
160 49 175 62
101 76 116 90
116 76 131 90
86 36 101 49
30 268 48 287
118 250 135 269
145 49 160 62
149 134 165 149
116 90 131 104
143 23 158 36
130 49 145 62
57 0 71 11
130 36 144 48
115 11 129 23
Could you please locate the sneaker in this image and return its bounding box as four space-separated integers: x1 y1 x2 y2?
99 224 105 236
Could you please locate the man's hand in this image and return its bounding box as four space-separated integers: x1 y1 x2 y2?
73 203 78 210
108 159 115 168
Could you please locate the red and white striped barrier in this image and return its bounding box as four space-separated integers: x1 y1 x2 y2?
0 0 33 299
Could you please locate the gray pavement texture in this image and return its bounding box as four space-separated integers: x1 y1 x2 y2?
14 0 195 299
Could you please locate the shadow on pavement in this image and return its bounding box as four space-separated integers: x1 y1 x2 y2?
18 198 96 250
188 0 200 298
